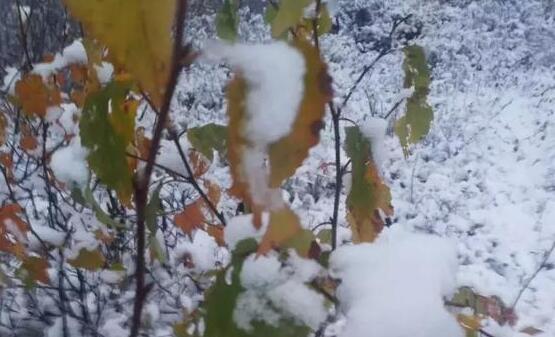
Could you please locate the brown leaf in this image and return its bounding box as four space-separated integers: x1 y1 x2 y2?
0 152 14 181
15 74 62 117
174 201 205 236
0 111 7 146
22 256 49 284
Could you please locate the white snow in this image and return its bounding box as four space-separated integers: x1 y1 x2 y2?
50 136 89 187
233 250 327 331
224 213 269 250
203 41 305 146
360 116 388 171
30 225 65 247
330 229 463 337
33 40 88 79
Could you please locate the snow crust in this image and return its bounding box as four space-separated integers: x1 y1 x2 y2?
330 230 463 337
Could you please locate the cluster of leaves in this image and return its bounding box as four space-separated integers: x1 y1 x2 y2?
0 0 512 337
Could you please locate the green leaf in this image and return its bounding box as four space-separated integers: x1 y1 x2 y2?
316 5 332 36
345 126 393 243
80 81 134 201
216 0 238 42
202 239 310 337
83 186 124 229
187 123 228 162
395 45 433 155
316 229 332 245
146 184 163 232
69 249 105 271
271 0 312 38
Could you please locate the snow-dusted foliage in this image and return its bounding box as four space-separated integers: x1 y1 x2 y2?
1 0 554 337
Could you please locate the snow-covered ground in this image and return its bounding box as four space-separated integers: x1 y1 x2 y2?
177 1 555 335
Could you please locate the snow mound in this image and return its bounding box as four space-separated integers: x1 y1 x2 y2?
330 230 463 337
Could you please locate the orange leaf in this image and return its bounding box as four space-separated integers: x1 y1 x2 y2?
258 207 302 255
206 225 225 246
205 180 221 206
15 74 62 117
174 201 205 236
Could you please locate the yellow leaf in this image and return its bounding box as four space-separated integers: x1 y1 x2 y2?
457 314 482 331
258 207 302 255
268 38 333 187
68 249 105 271
63 0 177 108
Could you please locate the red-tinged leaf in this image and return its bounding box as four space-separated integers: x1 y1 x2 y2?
174 201 205 236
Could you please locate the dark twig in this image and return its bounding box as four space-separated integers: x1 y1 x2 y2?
169 129 227 227
129 2 188 337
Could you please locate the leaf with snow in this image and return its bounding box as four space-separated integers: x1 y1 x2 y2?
268 38 333 187
344 126 393 243
63 0 176 108
203 239 311 337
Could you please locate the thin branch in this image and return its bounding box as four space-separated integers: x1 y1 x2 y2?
129 2 189 337
511 239 555 309
169 129 227 227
